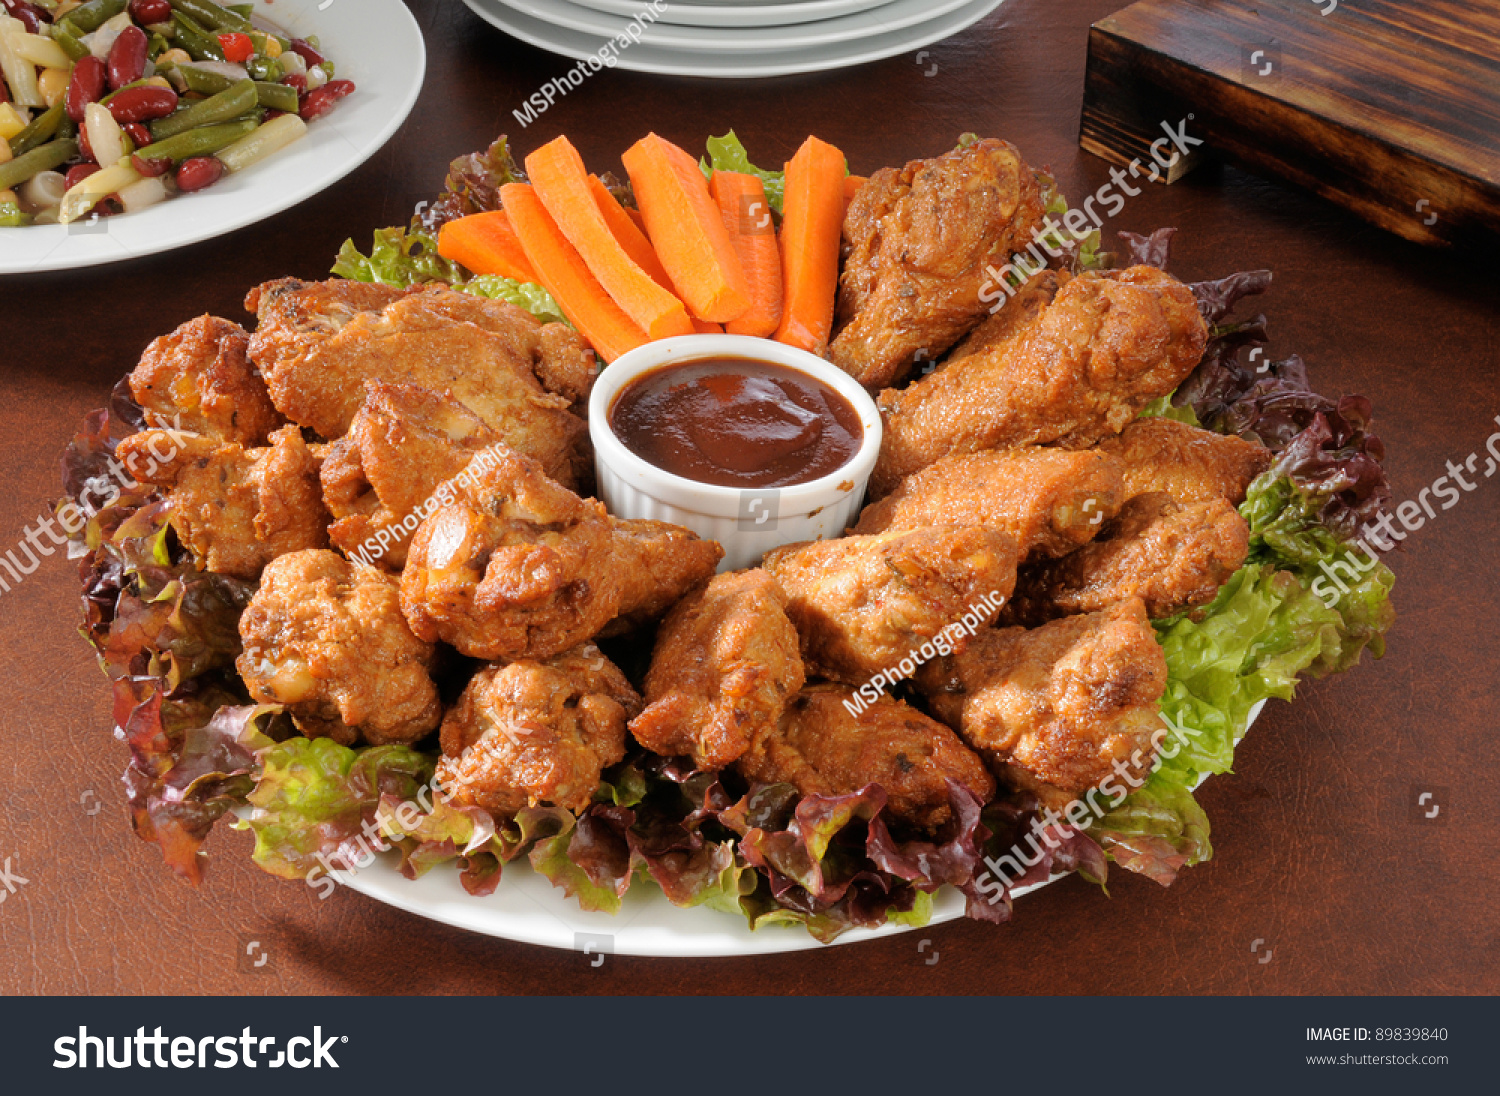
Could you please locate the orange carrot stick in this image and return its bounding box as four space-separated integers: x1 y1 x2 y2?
501 182 648 364
622 133 750 324
588 173 676 293
526 136 693 342
843 174 867 205
774 136 847 354
437 210 538 283
692 318 724 334
709 169 784 339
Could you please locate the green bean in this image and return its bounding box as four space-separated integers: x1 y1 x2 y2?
178 65 233 95
64 0 126 33
0 139 79 191
254 81 298 113
134 118 255 161
149 78 257 139
246 56 283 82
51 23 90 62
9 101 65 157
171 12 225 61
148 33 171 60
227 2 254 18
170 0 252 32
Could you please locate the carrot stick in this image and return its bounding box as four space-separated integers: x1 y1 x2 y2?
709 170 783 339
774 136 847 354
692 318 724 334
622 133 750 324
844 175 867 204
526 136 693 342
501 182 649 364
588 173 676 293
437 210 538 283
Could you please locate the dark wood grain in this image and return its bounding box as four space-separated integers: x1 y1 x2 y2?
1081 0 1500 245
0 0 1496 997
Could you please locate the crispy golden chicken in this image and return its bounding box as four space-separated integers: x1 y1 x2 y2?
829 138 1046 390
435 644 641 816
128 315 284 446
599 518 725 636
1097 416 1272 506
244 279 588 468
915 598 1167 810
762 526 1019 685
117 425 328 579
236 550 441 746
399 445 621 662
852 447 1125 559
630 569 805 770
320 382 510 570
943 268 1064 366
738 684 995 831
871 266 1208 496
1004 492 1250 624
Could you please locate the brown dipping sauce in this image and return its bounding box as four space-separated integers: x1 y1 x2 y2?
609 358 864 489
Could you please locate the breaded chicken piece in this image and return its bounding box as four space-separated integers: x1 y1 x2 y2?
244 280 588 473
762 526 1019 685
435 644 641 816
942 268 1065 366
830 138 1046 389
399 445 621 662
237 550 440 746
1097 416 1272 506
598 518 725 636
320 382 512 571
738 684 995 831
127 315 284 446
872 266 1208 496
630 570 805 771
1004 492 1250 624
852 447 1125 559
117 425 328 579
915 599 1167 810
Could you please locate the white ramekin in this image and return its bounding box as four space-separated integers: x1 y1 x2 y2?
589 335 883 572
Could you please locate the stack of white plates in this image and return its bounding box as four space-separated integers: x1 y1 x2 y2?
461 0 1008 78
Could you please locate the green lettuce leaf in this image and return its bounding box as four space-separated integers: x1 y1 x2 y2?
702 129 787 215
463 274 567 326
1093 771 1213 885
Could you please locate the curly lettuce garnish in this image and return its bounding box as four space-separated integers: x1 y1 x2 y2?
702 129 786 215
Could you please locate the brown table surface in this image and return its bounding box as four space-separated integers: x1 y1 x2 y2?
1 0 1495 997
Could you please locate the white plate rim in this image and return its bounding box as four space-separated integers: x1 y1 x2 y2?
570 0 899 30
0 0 425 275
460 0 1006 78
333 700 1268 957
492 0 978 51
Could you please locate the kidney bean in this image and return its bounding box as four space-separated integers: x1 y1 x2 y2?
131 154 172 177
299 79 354 121
65 163 100 190
106 86 179 123
1 0 49 32
107 25 149 90
65 55 107 125
176 156 224 192
289 38 325 67
123 122 152 147
128 0 172 24
282 73 308 97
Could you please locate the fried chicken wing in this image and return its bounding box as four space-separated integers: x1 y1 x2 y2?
320 382 510 570
915 599 1167 810
435 643 641 816
244 280 587 474
738 684 994 831
399 445 621 661
872 266 1208 496
599 518 725 636
1004 492 1250 624
128 315 284 446
630 569 805 770
1097 416 1272 506
237 550 440 746
830 138 1046 389
852 447 1125 559
762 526 1019 685
117 425 328 579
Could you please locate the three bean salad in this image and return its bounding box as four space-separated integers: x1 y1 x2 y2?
0 0 354 227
